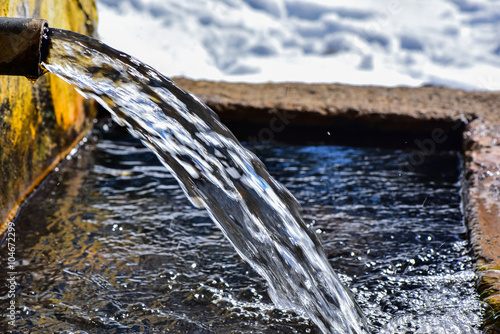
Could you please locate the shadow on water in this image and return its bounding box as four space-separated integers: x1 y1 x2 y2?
0 126 485 333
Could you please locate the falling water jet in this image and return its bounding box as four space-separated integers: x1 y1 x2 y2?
0 17 368 334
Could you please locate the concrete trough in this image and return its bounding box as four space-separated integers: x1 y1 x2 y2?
1 1 499 327
174 77 500 328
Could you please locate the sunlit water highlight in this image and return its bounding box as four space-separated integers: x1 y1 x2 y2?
0 130 484 333
39 28 366 333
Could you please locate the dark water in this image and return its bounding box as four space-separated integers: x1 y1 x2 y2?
0 128 483 333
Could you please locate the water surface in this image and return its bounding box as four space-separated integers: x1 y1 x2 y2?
0 129 483 333
40 28 366 333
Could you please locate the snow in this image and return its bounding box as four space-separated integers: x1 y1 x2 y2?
96 0 500 90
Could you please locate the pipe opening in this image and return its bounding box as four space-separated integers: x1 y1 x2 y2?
0 17 49 80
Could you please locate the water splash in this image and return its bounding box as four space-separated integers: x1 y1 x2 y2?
41 28 367 333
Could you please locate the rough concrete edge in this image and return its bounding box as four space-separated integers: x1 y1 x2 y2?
462 121 500 331
174 78 500 330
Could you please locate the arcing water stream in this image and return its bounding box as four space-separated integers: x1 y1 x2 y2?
41 28 367 333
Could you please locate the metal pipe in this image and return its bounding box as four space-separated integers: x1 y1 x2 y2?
0 17 49 80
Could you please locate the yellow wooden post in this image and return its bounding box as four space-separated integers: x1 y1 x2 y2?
0 0 98 233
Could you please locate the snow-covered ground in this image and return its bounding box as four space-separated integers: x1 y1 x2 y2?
96 0 500 90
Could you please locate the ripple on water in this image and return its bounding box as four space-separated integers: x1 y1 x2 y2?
0 133 485 333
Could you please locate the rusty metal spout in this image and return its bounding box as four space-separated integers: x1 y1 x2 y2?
0 17 49 80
